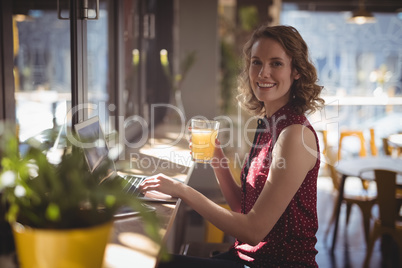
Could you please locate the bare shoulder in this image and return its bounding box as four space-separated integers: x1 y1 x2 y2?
275 124 318 169
280 124 316 145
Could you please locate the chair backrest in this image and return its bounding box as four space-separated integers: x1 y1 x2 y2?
382 138 392 156
374 169 398 228
319 130 328 156
369 128 378 156
338 131 367 160
338 128 378 160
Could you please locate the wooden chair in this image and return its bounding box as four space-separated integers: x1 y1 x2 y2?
369 128 378 156
317 129 329 158
338 130 366 160
316 130 329 174
338 128 377 160
385 134 402 157
364 170 402 267
337 128 378 194
382 138 392 156
324 148 377 246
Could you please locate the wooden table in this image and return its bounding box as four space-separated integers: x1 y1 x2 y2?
331 156 402 252
103 124 194 268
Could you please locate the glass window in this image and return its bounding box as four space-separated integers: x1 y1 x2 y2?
13 4 71 143
281 8 402 152
87 0 111 132
13 0 113 144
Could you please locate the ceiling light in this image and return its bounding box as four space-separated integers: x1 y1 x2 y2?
397 8 402 20
347 0 376 24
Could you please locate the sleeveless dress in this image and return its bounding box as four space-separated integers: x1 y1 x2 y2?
231 103 320 267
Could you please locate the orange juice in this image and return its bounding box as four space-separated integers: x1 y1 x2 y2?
192 128 218 163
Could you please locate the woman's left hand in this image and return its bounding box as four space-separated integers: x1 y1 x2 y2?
139 173 184 198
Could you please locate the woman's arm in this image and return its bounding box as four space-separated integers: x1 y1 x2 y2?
140 124 318 245
210 139 242 212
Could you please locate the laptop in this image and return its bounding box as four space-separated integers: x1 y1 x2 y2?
73 116 173 217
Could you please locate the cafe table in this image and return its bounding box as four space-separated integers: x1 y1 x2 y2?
331 156 402 252
102 123 194 268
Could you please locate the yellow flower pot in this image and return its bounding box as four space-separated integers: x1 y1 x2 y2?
12 221 113 268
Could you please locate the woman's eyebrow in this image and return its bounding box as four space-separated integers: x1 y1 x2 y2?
269 57 285 61
251 56 285 61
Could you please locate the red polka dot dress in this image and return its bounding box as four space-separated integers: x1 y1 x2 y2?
231 103 319 267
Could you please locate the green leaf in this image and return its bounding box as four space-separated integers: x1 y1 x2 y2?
46 203 61 222
6 203 19 223
105 195 116 207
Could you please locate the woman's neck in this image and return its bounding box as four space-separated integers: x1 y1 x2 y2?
264 101 290 117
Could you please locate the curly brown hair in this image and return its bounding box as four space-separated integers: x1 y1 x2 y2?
237 25 324 116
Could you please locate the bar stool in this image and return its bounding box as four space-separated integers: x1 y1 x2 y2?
203 153 241 242
180 242 232 258
180 154 241 258
205 203 231 243
180 203 233 258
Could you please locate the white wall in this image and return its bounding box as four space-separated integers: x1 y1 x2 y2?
178 0 220 122
178 0 220 190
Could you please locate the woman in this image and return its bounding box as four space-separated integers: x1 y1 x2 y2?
140 24 324 267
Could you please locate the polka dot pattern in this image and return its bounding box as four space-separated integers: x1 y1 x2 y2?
231 103 320 267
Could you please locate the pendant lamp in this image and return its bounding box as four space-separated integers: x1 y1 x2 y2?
348 0 376 24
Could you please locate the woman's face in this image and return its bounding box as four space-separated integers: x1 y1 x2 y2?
249 37 300 116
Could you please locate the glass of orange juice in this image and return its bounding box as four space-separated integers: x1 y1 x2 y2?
191 119 220 163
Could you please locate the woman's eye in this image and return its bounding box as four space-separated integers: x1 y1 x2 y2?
272 62 283 67
251 60 261 65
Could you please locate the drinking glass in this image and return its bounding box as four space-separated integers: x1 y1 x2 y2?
191 119 220 163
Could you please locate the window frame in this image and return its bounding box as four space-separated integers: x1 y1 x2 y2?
0 0 16 122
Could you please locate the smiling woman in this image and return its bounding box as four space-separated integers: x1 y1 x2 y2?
140 25 325 268
237 25 324 117
248 37 301 116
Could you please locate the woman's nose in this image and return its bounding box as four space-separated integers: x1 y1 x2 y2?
258 65 270 78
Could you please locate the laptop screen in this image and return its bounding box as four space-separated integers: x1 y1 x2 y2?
74 116 113 175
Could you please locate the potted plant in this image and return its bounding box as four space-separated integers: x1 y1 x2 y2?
0 123 161 268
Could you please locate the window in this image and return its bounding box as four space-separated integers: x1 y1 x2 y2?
7 0 173 149
281 8 402 151
12 0 113 143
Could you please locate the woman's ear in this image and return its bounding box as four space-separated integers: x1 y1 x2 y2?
294 72 301 80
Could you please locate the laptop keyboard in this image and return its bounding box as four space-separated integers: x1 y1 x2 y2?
122 175 146 198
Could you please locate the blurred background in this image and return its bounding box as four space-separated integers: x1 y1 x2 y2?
1 0 402 267
5 0 401 153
